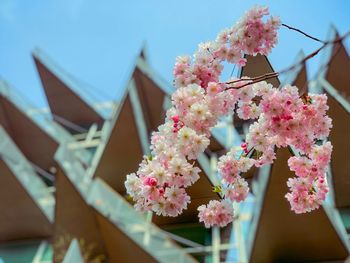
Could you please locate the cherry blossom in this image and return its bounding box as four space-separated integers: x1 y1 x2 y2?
172 6 281 89
198 200 234 228
124 5 333 228
285 142 332 213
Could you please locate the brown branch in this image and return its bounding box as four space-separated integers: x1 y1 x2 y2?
228 73 279 89
300 39 343 96
225 30 350 90
277 31 349 75
282 23 325 43
279 43 326 74
226 72 278 84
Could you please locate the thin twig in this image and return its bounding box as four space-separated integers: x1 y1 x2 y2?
230 73 279 89
282 23 325 43
314 38 343 76
279 43 326 74
300 39 343 95
225 31 350 90
226 72 278 84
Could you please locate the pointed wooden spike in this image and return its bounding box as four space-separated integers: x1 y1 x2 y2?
133 66 167 137
325 31 350 100
0 94 58 172
327 84 350 208
32 49 104 132
93 94 144 193
249 148 349 262
94 212 158 263
317 25 350 208
53 168 107 262
292 64 308 93
0 160 52 241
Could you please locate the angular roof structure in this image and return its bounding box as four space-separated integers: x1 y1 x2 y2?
247 148 349 262
54 143 197 262
53 167 106 262
314 26 350 209
1 35 349 262
90 178 197 263
0 80 58 173
0 79 92 178
33 48 105 132
241 49 350 262
88 54 220 227
0 127 53 242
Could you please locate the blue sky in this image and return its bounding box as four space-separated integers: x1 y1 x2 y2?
1 0 349 109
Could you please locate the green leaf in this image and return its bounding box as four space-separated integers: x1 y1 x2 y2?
212 185 222 193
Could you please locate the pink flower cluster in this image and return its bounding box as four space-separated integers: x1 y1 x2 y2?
217 149 252 204
173 6 280 89
198 200 234 228
216 83 332 217
125 6 333 229
231 6 280 55
286 142 332 213
125 81 235 217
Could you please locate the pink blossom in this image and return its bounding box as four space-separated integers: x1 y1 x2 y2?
224 177 249 202
198 200 234 228
124 6 333 227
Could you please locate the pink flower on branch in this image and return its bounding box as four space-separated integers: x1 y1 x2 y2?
124 5 333 228
198 200 234 228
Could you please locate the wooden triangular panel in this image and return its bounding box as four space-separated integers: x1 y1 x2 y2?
328 94 350 208
323 37 350 208
0 160 52 242
94 211 157 263
133 67 166 137
249 148 348 262
0 96 57 172
53 168 107 262
326 38 350 99
93 95 143 193
292 64 308 94
33 55 104 131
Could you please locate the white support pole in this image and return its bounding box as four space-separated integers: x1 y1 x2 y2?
143 211 153 246
233 203 247 263
32 241 48 263
212 226 220 263
86 123 98 142
129 79 150 155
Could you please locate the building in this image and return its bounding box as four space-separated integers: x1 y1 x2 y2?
0 26 349 263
